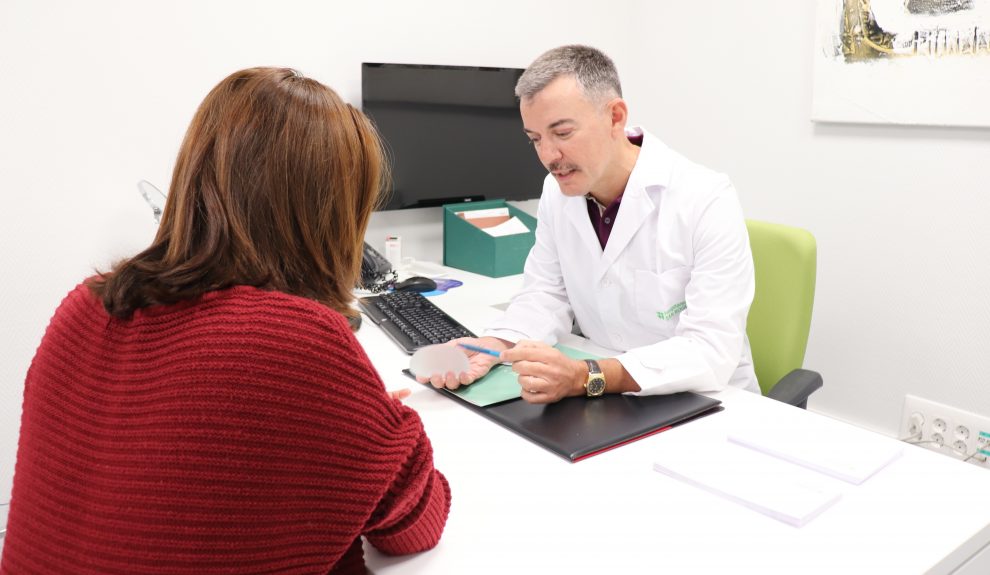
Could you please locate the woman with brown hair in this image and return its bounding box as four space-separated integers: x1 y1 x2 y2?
1 67 450 574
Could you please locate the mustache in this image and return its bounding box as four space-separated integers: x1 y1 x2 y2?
548 162 578 173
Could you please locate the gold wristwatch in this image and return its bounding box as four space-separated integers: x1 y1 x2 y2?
584 359 606 397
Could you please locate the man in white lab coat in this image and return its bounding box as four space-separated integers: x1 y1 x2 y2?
423 45 760 402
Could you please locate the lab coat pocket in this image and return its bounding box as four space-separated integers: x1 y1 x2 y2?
634 267 691 336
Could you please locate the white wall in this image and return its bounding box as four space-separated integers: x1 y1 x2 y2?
624 1 990 436
1 0 988 502
0 0 630 503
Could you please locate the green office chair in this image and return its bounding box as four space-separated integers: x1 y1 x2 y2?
745 220 823 409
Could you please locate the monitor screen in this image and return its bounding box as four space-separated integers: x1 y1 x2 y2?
362 63 547 210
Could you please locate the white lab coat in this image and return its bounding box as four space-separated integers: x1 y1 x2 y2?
485 127 759 395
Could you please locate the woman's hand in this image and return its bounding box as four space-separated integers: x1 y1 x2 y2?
415 336 509 390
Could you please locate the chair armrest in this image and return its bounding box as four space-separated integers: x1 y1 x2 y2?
766 368 823 409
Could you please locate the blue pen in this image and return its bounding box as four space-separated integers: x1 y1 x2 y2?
457 343 502 358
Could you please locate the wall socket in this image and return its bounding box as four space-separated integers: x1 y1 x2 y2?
899 394 990 467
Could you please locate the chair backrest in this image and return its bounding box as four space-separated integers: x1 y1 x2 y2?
745 220 817 396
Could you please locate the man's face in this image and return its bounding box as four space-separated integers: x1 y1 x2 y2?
520 76 617 197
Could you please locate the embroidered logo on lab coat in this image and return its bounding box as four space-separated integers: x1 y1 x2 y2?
656 301 686 321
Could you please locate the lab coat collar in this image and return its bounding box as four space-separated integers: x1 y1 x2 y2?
564 127 672 282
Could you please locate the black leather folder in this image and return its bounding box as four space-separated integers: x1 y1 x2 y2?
448 388 721 462
481 393 722 461
404 369 722 461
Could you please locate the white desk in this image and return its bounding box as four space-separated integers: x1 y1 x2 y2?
358 266 990 575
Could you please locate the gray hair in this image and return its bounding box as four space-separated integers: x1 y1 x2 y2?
515 45 622 104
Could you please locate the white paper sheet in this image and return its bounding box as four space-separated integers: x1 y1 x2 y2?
653 439 842 527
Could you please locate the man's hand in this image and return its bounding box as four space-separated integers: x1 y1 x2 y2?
501 340 586 404
415 336 508 390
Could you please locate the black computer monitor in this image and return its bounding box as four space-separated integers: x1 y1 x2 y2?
361 63 547 211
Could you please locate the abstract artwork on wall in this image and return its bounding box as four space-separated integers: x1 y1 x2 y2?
813 0 990 127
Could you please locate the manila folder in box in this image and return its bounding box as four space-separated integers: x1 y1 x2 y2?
482 392 722 462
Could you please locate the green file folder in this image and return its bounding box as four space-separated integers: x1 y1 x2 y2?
450 345 600 407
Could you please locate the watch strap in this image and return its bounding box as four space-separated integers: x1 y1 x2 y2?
585 359 602 376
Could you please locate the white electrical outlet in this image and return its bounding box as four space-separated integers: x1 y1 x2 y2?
899 395 990 467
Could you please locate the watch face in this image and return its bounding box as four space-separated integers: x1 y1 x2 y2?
587 377 606 396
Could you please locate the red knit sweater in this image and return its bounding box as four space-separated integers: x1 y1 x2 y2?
1 284 450 574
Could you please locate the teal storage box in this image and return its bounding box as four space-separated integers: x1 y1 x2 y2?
443 200 537 277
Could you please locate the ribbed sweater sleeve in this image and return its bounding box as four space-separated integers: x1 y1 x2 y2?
0 284 450 575
364 410 451 554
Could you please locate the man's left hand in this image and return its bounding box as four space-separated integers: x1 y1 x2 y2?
501 340 586 404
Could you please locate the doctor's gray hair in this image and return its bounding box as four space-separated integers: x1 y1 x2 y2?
515 45 622 105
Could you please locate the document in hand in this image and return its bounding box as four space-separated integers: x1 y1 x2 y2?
449 344 599 407
653 439 843 527
726 413 903 485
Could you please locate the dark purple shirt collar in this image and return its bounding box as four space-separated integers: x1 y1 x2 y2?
585 133 643 249
586 194 623 250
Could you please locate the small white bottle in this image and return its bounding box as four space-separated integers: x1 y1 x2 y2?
384 235 402 268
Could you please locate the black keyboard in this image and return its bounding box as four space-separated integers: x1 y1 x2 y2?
358 291 476 354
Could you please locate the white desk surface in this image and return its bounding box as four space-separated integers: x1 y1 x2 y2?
359 265 990 575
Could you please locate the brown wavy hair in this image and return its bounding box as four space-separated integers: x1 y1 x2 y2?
89 67 385 322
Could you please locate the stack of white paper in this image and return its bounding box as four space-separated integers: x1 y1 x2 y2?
483 216 530 237
727 416 903 485
456 207 530 237
653 439 842 527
